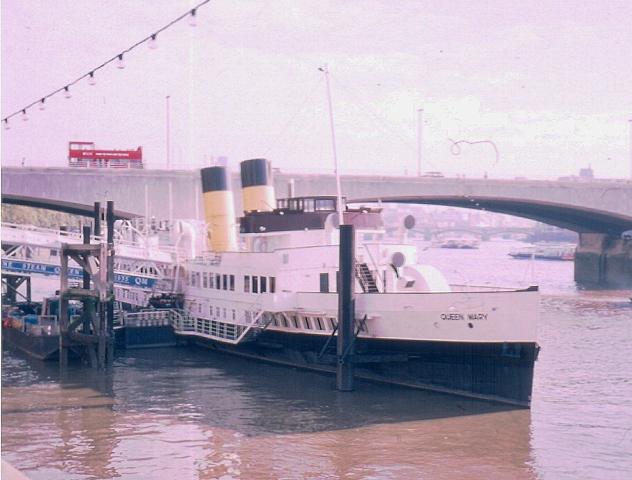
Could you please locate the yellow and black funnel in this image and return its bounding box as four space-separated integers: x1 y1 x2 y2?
201 166 237 252
240 158 276 213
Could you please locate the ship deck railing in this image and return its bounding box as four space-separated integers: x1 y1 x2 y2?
169 307 274 345
120 303 277 346
448 284 533 292
2 222 86 249
187 252 223 265
114 237 186 259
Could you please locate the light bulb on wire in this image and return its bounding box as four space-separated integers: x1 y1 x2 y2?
148 34 158 50
3 2 214 123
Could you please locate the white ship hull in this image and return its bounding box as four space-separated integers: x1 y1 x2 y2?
175 283 538 406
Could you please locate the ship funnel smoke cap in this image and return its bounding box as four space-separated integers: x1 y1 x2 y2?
201 166 229 193
240 158 272 188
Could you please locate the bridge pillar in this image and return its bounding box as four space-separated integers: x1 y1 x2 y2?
574 233 632 288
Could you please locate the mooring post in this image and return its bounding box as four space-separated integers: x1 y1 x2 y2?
82 226 92 335
106 201 115 364
59 246 69 368
97 307 106 369
337 224 355 391
93 201 101 237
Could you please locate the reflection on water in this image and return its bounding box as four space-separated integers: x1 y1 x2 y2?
2 241 632 479
2 348 534 480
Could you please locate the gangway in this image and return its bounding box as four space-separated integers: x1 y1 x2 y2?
1 222 184 308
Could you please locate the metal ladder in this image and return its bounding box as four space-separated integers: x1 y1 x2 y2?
236 311 275 344
355 262 379 293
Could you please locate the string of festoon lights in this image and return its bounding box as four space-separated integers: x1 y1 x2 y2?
2 0 210 130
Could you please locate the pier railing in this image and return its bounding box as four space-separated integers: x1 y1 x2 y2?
169 306 274 345
122 310 173 328
118 307 275 346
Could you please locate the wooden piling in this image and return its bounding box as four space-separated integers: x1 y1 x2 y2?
82 226 92 335
93 201 101 237
58 225 114 369
59 249 69 367
106 201 115 363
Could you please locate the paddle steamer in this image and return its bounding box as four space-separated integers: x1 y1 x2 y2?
173 159 539 407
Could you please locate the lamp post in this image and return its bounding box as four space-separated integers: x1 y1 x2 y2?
166 95 171 169
417 108 424 177
629 118 632 179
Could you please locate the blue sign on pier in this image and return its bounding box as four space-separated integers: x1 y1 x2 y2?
1 259 156 288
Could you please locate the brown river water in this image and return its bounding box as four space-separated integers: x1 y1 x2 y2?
2 240 632 479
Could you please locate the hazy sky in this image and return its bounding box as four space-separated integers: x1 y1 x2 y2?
2 0 631 178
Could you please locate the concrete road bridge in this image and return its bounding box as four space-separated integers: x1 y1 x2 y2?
2 166 631 287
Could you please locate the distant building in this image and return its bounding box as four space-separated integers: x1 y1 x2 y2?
579 165 594 179
558 165 595 182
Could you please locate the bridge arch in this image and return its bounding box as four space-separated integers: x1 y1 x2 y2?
349 195 632 236
1 194 138 220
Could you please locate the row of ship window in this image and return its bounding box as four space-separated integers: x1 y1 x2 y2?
188 271 235 291
187 271 277 293
274 314 336 331
272 314 369 333
244 275 276 293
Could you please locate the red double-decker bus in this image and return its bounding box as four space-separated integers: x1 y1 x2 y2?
68 141 143 169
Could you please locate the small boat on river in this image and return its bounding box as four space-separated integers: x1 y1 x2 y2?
1 298 68 360
508 244 575 261
439 238 480 249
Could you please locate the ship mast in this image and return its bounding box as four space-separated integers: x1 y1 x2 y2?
320 65 345 227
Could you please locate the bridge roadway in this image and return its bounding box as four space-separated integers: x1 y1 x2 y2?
2 166 631 287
